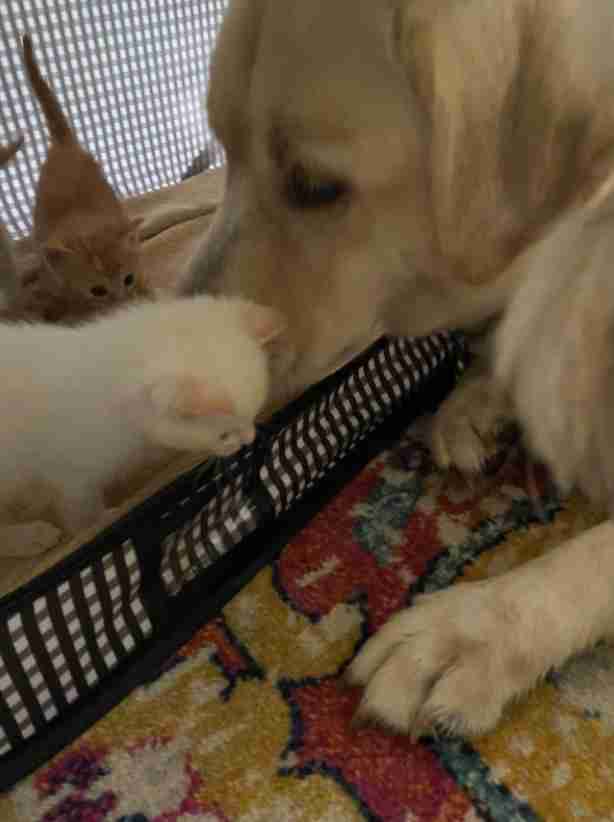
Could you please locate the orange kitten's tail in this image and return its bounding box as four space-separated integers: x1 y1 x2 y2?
22 34 73 144
0 136 23 167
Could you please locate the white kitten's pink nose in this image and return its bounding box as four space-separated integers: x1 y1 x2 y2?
242 426 256 445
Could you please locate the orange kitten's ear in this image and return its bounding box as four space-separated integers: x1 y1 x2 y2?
123 217 144 245
44 242 73 264
241 303 287 346
149 375 236 419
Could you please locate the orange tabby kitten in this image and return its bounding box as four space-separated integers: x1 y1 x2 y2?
21 35 147 323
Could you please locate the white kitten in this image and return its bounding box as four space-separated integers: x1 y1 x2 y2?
0 294 285 557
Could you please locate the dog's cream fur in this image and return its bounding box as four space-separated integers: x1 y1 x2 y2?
185 0 614 737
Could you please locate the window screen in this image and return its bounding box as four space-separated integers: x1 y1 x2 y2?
0 0 227 237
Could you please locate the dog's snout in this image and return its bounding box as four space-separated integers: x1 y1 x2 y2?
183 211 239 296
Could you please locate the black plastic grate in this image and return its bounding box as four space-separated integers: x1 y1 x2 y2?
0 541 151 757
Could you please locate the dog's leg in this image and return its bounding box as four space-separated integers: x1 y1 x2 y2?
495 191 614 508
347 521 614 737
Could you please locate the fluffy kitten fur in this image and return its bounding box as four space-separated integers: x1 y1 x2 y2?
0 295 284 557
21 35 146 323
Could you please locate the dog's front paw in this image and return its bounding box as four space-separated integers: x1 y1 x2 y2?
428 375 513 475
347 581 531 738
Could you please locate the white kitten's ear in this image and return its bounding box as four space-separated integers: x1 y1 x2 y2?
241 303 287 346
148 375 236 419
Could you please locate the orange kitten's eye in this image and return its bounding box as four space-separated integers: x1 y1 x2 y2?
124 274 135 287
91 285 108 298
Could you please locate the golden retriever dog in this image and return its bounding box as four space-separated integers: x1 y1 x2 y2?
183 0 614 738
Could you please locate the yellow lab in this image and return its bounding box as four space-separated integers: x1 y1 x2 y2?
184 0 614 738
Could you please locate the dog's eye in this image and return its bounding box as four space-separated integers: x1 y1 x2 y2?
91 285 108 298
124 274 135 287
287 167 347 209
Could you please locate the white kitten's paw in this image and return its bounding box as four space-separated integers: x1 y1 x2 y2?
347 581 532 738
428 375 512 475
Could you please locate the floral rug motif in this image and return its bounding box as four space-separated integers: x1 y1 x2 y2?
2 425 613 822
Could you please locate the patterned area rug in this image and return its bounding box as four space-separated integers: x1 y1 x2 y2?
2 424 613 822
